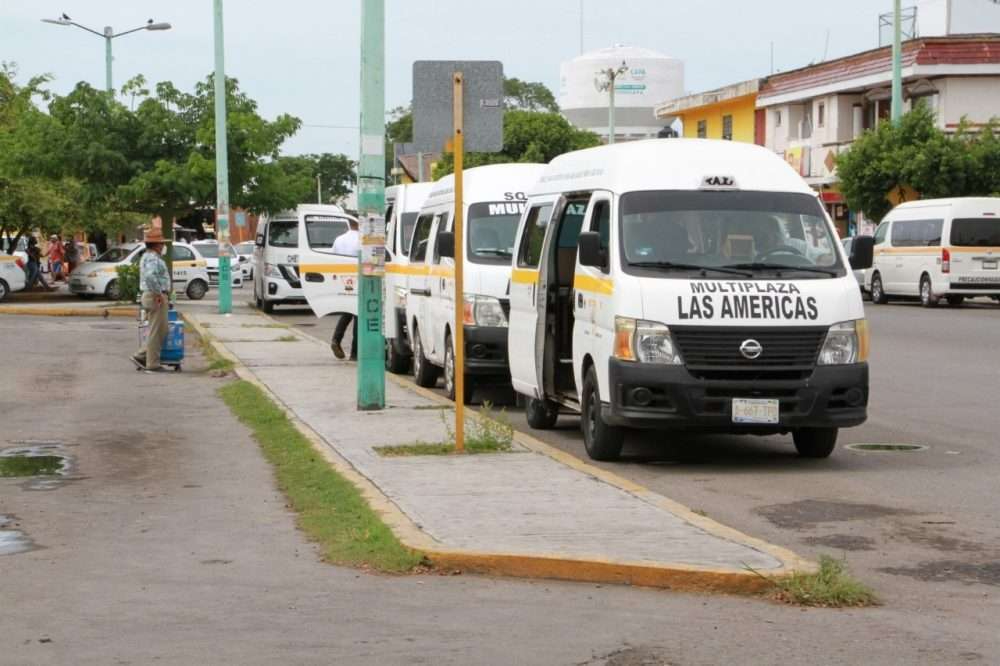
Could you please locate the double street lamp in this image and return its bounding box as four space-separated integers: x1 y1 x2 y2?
595 60 628 145
41 14 172 93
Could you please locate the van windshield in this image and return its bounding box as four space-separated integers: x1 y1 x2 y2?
467 201 525 264
268 220 298 248
619 191 844 278
950 218 1000 247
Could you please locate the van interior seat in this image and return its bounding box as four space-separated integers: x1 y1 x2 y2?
557 247 577 287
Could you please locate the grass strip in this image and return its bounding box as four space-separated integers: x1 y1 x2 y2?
196 332 235 373
219 380 426 573
374 439 512 457
755 555 879 607
0 456 63 477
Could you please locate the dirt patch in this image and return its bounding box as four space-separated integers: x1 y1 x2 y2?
756 499 912 530
803 534 877 551
894 523 991 554
879 561 1000 587
579 646 674 666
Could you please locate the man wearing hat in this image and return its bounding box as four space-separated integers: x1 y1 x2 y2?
132 228 171 372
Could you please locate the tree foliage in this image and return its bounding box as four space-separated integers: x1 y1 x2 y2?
503 77 559 113
836 104 1000 222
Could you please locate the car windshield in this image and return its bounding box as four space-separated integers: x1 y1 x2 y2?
95 247 134 263
467 201 525 264
236 242 254 255
194 244 219 258
950 218 1000 247
619 190 844 278
399 212 418 256
268 220 298 248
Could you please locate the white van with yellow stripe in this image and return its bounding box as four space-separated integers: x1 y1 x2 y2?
384 182 433 373
867 197 1000 307
508 139 874 461
294 206 360 321
406 163 544 403
70 242 211 300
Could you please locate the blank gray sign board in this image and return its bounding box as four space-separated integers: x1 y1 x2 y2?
412 60 504 154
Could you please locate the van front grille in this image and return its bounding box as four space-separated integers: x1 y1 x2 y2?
672 326 826 380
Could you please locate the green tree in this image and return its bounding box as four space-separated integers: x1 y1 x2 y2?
836 104 1000 222
503 77 559 113
267 153 356 205
433 110 600 178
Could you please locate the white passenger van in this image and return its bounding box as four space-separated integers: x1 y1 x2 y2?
406 163 545 403
867 197 1000 307
508 139 874 461
384 182 433 373
254 204 347 313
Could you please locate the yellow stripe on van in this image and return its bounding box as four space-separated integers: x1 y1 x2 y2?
298 263 358 275
875 248 940 256
386 264 427 276
951 246 1000 254
511 268 539 285
0 256 16 263
574 273 614 295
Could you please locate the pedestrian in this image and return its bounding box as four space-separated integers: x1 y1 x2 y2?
25 237 53 291
131 228 172 373
330 219 360 360
47 234 65 282
64 236 80 276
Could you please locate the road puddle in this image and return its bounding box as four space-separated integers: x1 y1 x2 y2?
1 442 73 490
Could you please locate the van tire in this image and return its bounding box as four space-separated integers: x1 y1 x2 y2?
946 295 965 307
443 334 473 404
385 337 410 374
525 397 559 429
793 428 838 458
920 275 938 308
186 279 208 301
870 273 888 304
412 326 440 388
581 365 624 461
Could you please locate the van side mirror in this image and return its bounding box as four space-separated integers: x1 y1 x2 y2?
437 231 455 259
255 233 265 248
577 232 607 269
849 235 874 270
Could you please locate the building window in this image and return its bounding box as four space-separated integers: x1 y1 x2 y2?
817 102 826 127
696 120 707 138
722 115 733 140
775 110 782 127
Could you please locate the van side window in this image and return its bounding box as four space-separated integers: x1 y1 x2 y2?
431 212 450 264
892 219 944 247
591 199 612 273
873 222 889 245
385 203 396 254
410 214 434 263
557 200 589 248
516 204 552 268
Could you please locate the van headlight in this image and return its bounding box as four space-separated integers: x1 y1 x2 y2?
818 319 869 365
462 294 507 327
394 285 407 308
613 317 683 364
264 263 281 278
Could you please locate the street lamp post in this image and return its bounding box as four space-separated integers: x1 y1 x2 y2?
41 15 172 93
890 0 903 124
213 0 232 315
595 60 628 145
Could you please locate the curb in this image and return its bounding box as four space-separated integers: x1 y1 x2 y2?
186 309 815 594
0 305 138 317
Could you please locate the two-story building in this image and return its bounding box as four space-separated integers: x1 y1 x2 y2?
653 78 763 144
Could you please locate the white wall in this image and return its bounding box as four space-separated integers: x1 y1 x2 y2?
935 76 1000 127
916 0 1000 35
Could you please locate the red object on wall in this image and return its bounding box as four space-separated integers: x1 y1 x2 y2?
820 191 844 203
754 109 766 146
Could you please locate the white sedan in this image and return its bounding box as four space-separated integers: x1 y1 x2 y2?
0 254 27 302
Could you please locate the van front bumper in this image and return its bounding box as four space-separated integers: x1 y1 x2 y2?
463 325 509 376
604 360 868 432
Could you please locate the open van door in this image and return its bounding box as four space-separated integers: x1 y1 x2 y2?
509 201 554 398
297 212 359 318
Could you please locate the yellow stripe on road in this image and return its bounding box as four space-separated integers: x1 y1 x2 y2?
574 273 614 296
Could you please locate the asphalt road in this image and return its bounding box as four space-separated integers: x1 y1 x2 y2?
275 298 1000 659
4 304 994 663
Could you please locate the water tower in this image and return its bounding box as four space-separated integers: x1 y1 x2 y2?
560 45 684 143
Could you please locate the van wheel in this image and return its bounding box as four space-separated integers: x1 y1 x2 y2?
870 273 888 304
920 275 938 308
186 279 208 301
581 365 624 461
443 333 473 404
412 326 440 388
385 338 410 374
793 428 838 458
526 397 559 429
946 295 965 307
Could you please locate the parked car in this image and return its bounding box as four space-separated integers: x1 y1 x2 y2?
191 240 245 288
0 254 27 301
842 236 871 297
70 242 211 300
235 241 255 281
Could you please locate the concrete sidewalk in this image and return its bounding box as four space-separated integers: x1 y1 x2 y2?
187 309 813 592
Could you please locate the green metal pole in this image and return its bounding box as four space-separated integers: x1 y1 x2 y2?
213 0 232 314
891 0 903 124
356 0 386 410
104 27 113 93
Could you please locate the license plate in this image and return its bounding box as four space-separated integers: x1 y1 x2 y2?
982 260 997 270
732 398 780 424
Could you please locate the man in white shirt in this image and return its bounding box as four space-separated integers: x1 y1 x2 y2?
331 219 360 360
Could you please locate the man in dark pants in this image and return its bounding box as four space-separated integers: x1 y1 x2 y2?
330 219 360 361
132 228 171 373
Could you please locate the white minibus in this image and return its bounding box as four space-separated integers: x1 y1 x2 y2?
406 163 544 403
508 139 873 460
867 197 1000 307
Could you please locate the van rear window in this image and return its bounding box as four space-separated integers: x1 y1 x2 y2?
950 218 1000 247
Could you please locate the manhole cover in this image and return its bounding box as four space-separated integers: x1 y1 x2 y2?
846 443 928 452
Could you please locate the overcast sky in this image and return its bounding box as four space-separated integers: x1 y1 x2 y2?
4 0 890 156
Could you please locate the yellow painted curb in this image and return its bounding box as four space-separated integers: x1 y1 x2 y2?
188 308 814 594
0 305 138 317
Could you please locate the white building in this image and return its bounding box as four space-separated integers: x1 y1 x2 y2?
559 45 684 143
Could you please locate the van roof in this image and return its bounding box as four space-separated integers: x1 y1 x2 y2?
387 182 434 213
424 163 545 207
529 139 815 197
270 203 347 220
890 197 1000 215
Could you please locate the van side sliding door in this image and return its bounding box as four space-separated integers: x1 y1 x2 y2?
298 214 358 318
509 200 555 398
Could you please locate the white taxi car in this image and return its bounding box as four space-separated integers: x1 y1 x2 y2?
0 254 27 302
191 240 245 288
70 242 211 300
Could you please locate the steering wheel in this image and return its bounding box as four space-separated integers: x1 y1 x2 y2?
757 245 806 261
